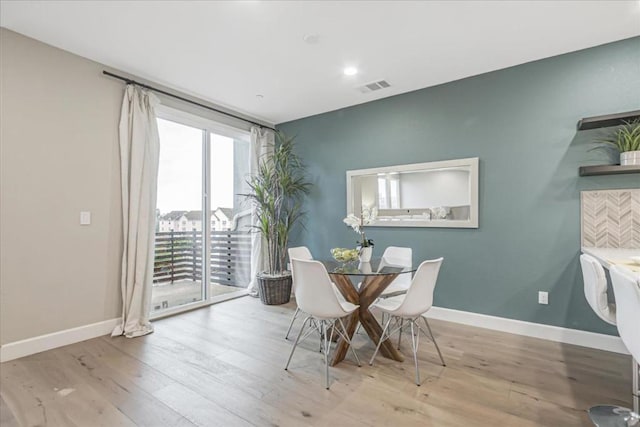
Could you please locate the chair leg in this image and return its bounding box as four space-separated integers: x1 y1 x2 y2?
338 317 361 367
410 320 421 386
370 316 393 366
633 358 639 413
398 318 404 350
285 316 310 370
313 318 323 352
422 316 446 367
285 307 300 340
322 321 330 389
328 321 335 350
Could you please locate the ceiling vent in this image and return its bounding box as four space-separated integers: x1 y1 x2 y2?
357 80 391 94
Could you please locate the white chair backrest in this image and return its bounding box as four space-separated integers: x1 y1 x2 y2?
288 246 313 292
380 246 412 287
288 246 313 262
579 254 616 325
291 259 347 318
396 258 443 317
610 266 640 361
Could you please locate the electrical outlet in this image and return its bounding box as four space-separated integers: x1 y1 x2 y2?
538 291 549 305
80 211 91 225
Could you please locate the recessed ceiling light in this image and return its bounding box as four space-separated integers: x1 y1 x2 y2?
343 67 358 76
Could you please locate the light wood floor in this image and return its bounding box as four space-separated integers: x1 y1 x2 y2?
0 296 632 426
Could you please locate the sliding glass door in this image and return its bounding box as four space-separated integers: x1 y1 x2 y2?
209 133 252 298
152 109 251 315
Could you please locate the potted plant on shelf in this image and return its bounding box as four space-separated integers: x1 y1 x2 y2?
593 119 640 166
243 132 310 305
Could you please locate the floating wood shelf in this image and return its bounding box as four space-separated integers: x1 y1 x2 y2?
577 110 640 130
579 164 640 176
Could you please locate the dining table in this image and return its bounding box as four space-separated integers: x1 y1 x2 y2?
319 258 416 366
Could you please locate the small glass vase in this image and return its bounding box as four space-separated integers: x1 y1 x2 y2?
358 246 373 263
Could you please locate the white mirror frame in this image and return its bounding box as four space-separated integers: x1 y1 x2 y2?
346 157 479 228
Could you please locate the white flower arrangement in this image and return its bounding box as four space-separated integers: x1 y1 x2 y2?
343 207 377 248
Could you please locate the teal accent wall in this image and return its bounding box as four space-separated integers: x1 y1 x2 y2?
277 37 640 335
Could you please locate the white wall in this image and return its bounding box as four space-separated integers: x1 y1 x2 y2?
399 169 470 208
359 175 378 208
0 29 123 345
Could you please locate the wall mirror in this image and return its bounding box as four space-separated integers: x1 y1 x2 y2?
346 157 479 228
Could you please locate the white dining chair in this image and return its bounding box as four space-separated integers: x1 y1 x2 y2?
588 266 640 426
285 258 361 389
285 246 313 340
378 246 413 298
373 246 412 343
369 258 445 386
580 254 616 325
286 246 347 340
611 266 640 415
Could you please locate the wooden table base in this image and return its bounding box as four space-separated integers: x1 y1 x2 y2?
329 273 404 366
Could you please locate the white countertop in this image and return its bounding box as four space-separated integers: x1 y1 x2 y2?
581 247 640 271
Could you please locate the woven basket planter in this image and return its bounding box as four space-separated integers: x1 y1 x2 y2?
257 274 292 305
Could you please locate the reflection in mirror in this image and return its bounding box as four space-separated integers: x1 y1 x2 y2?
347 158 478 228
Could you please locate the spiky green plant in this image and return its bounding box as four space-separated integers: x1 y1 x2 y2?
242 132 310 276
595 119 640 153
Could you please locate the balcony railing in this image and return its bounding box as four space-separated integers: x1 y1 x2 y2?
153 230 251 288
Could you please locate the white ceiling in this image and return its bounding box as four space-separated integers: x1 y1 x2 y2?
2 1 639 125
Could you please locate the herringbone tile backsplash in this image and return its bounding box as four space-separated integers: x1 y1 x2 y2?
581 189 640 249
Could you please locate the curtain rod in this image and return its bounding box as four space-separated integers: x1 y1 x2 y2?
102 70 276 132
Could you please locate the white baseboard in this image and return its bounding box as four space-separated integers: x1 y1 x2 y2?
1 306 628 363
425 306 629 355
0 318 120 362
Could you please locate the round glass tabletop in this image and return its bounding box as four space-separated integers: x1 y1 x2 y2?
319 257 416 276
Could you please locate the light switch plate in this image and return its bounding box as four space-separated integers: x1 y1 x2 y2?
80 211 91 225
538 291 548 305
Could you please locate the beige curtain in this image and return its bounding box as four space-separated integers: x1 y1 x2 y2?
112 85 160 338
247 127 274 296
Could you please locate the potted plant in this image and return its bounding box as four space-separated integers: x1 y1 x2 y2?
593 119 640 166
243 132 310 305
343 207 377 262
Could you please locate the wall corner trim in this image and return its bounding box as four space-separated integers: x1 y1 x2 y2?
425 306 628 355
0 318 120 362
